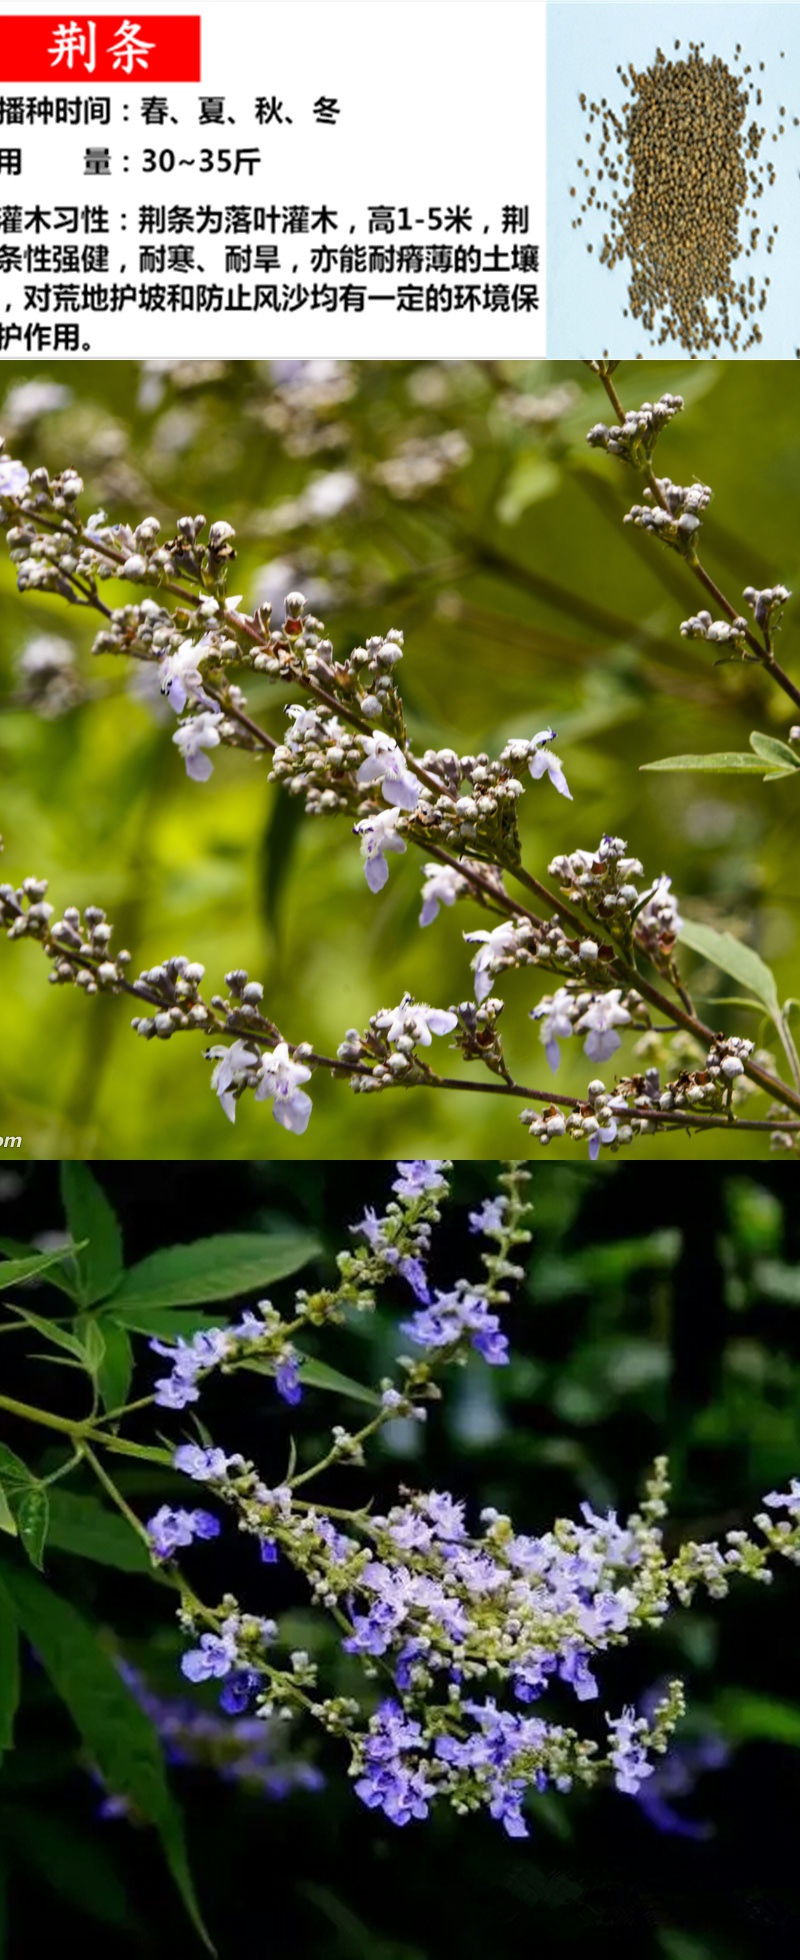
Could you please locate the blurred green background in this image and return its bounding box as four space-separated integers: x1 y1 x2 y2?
1 1157 800 1959
0 358 798 1159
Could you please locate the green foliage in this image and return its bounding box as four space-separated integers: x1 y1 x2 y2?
60 1163 124 1306
0 1564 213 1950
643 730 800 783
109 1228 321 1318
0 1161 799 1955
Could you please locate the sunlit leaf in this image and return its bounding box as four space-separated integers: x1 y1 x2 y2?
678 920 780 1019
641 752 766 774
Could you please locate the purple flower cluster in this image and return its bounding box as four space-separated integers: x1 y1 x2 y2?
150 1312 303 1412
400 1279 510 1365
181 1611 278 1685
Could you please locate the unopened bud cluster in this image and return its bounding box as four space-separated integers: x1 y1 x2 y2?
624 478 711 551
742 584 791 634
585 393 684 465
680 610 747 646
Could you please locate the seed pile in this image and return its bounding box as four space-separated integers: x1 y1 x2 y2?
571 41 793 353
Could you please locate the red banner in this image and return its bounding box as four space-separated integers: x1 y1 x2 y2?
0 16 201 82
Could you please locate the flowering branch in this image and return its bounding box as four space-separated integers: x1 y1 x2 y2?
2 434 799 1156
3 1161 799 1849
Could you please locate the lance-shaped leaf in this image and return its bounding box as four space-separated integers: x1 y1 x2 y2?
109 1228 321 1317
0 1567 213 1951
678 919 781 1022
59 1165 123 1307
0 1243 88 1293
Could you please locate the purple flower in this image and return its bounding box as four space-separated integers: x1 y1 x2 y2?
219 1668 261 1715
468 1196 507 1235
399 1255 431 1303
147 1505 221 1560
181 1633 237 1683
153 1373 200 1410
606 1708 654 1796
391 1161 448 1199
763 1479 800 1516
275 1356 302 1406
401 1282 509 1366
558 1646 598 1702
174 1443 240 1483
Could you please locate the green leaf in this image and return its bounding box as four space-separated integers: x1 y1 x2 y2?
15 1487 49 1571
641 751 767 775
0 1576 20 1754
59 1165 124 1307
110 1307 235 1339
260 782 306 935
715 1688 800 1749
291 1355 381 1408
0 1242 89 1292
237 1356 380 1403
0 1567 214 1952
0 1442 33 1495
239 1352 381 1408
0 1491 17 1539
748 731 800 770
77 1316 106 1378
96 1318 134 1414
0 1237 80 1304
678 919 781 1020
3 1303 87 1360
110 1228 321 1315
44 1489 150 1572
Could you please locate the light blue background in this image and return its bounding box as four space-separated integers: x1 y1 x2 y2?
547 2 800 358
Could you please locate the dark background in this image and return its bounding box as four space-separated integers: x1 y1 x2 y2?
1 1157 799 1959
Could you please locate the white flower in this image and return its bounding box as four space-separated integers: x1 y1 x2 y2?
284 703 345 750
0 456 30 499
419 862 468 928
208 1039 313 1134
531 987 577 1072
465 920 525 1004
527 729 572 800
172 710 222 782
356 733 419 811
253 1043 313 1134
353 807 408 892
160 637 218 715
375 995 458 1047
208 1040 264 1122
575 990 631 1063
501 730 572 800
